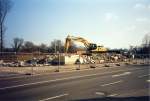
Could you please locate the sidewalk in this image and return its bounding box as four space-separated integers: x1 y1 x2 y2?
0 61 149 77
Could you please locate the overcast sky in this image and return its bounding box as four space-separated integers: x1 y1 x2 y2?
5 0 150 49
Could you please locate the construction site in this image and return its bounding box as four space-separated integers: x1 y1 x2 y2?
0 35 149 76
0 0 150 100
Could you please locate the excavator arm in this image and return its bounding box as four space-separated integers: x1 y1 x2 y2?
65 35 97 53
64 36 71 53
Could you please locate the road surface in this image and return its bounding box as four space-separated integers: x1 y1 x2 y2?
0 64 149 101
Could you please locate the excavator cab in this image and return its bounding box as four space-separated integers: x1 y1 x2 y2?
87 43 97 50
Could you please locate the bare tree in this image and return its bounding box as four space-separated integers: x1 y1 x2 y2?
22 41 37 52
49 39 64 53
142 33 150 47
11 38 24 52
67 42 77 53
0 0 12 52
39 43 48 53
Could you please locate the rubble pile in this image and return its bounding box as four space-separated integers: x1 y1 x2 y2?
0 53 144 67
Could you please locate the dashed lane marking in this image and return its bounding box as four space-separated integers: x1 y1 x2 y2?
107 94 118 97
39 93 68 101
101 80 123 87
138 74 150 78
112 72 131 77
0 68 143 90
147 80 150 82
95 92 105 96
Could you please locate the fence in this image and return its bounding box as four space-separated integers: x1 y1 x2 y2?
0 52 54 62
0 52 17 62
0 53 149 77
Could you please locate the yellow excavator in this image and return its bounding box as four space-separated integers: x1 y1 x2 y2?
64 35 107 54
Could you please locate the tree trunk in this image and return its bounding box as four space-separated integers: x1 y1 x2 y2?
0 24 3 52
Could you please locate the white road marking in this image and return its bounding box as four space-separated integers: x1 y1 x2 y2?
138 74 150 78
0 68 142 90
101 80 123 87
39 93 68 101
147 80 150 82
112 72 131 77
107 94 118 97
0 64 145 80
0 66 114 80
96 92 118 97
95 92 105 96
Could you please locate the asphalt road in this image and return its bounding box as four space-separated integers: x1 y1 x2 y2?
0 64 149 101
